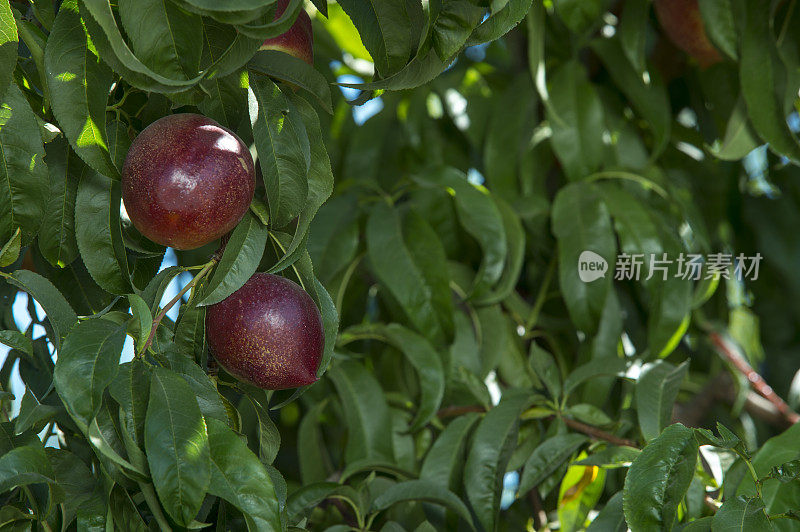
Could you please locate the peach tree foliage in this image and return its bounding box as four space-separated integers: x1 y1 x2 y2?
2 0 800 530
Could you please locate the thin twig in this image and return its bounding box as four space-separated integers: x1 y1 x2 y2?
559 417 639 448
708 332 800 425
139 259 217 354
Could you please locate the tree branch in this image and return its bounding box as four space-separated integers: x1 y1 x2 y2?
139 259 217 354
708 332 800 425
558 416 639 448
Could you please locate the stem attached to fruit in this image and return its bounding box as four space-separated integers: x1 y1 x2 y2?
138 258 217 355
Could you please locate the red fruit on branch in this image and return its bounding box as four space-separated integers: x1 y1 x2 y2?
654 0 722 68
260 0 314 65
121 114 255 250
205 273 324 390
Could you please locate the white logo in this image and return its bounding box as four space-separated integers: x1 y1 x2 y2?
578 250 608 283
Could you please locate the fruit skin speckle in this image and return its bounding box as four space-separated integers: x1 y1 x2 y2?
122 113 255 250
654 0 722 69
205 273 324 390
259 0 314 65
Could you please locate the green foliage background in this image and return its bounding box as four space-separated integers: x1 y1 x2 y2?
0 0 800 530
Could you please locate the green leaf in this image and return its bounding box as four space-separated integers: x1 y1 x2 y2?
307 194 360 283
336 48 447 93
232 0 304 40
527 3 559 125
174 299 206 361
765 460 800 483
552 182 616 335
297 402 330 484
466 0 532 46
519 434 588 495
553 0 604 34
528 343 561 400
344 323 445 433
698 0 738 61
45 0 118 179
0 83 49 244
248 51 333 113
420 413 480 490
401 209 454 338
464 390 530 532
110 358 150 446
14 388 59 435
128 294 152 350
623 423 698 532
430 0 486 61
636 360 688 441
54 318 125 432
75 165 132 295
482 75 536 200
335 0 422 77
586 491 626 532
366 202 448 344
736 421 800 518
5 270 78 349
38 138 82 266
313 277 338 378
473 197 525 305
558 453 606 532
161 348 228 425
248 396 280 464
139 265 183 312
599 183 691 357
265 93 334 275
592 37 671 159
285 481 340 523
199 17 267 80
371 479 475 529
547 61 607 180
47 448 98 528
248 76 310 229
415 168 507 299
0 1 17 100
145 367 211 527
562 356 628 397
576 446 640 468
0 444 54 493
78 0 211 93
708 97 762 161
87 400 148 479
0 227 20 267
118 0 203 80
617 0 648 74
0 330 32 357
199 212 268 306
567 403 614 427
172 0 273 24
328 361 394 463
108 485 148 531
740 0 800 162
712 496 772 531
206 417 282 531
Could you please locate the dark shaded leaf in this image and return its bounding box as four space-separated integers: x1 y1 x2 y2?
54 318 125 432
0 84 49 243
